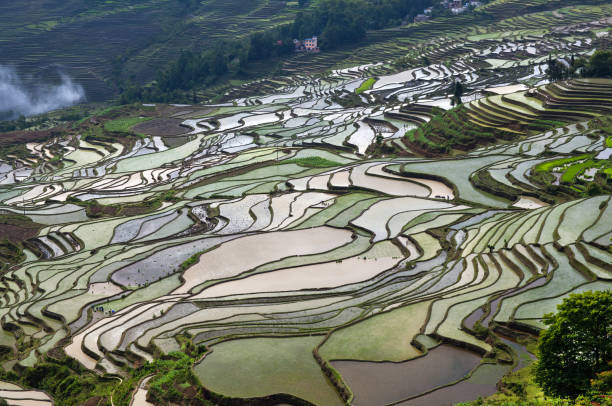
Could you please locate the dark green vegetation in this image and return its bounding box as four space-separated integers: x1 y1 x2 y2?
284 156 342 167
583 49 612 78
534 290 611 399
547 49 612 81
0 342 210 406
0 356 116 406
291 0 435 48
451 80 465 105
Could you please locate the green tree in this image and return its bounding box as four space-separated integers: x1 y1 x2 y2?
584 49 612 78
534 290 612 399
451 80 464 105
546 56 566 82
590 361 612 393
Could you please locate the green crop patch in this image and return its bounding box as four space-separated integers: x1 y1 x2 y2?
355 78 376 94
560 159 601 183
534 154 590 172
283 156 342 168
104 117 152 135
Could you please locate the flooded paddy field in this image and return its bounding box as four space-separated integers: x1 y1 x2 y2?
0 8 611 405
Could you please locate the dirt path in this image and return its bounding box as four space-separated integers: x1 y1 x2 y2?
130 376 154 406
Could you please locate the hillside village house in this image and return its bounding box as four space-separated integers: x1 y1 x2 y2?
304 36 318 50
294 36 320 52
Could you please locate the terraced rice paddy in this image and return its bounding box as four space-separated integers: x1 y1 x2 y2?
0 383 53 406
194 336 345 406
0 7 611 405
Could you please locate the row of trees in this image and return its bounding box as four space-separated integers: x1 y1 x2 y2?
119 0 434 103
0 114 55 133
292 0 432 47
546 49 612 81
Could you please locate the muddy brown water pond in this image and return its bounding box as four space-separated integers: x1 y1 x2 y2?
400 337 534 405
397 362 511 406
332 344 481 405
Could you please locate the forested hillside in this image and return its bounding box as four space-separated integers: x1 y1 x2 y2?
4 0 604 104
0 0 299 101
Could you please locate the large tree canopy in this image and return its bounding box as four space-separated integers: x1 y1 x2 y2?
584 49 612 78
534 290 612 399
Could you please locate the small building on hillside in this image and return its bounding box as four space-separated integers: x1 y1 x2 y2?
304 36 318 51
294 36 320 52
414 14 431 22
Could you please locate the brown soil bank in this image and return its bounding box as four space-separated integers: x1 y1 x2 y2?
0 214 42 243
132 118 190 137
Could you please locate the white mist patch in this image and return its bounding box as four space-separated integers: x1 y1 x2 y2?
0 65 85 119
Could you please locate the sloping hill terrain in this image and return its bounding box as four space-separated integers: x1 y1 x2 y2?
0 0 297 101
1 0 609 104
